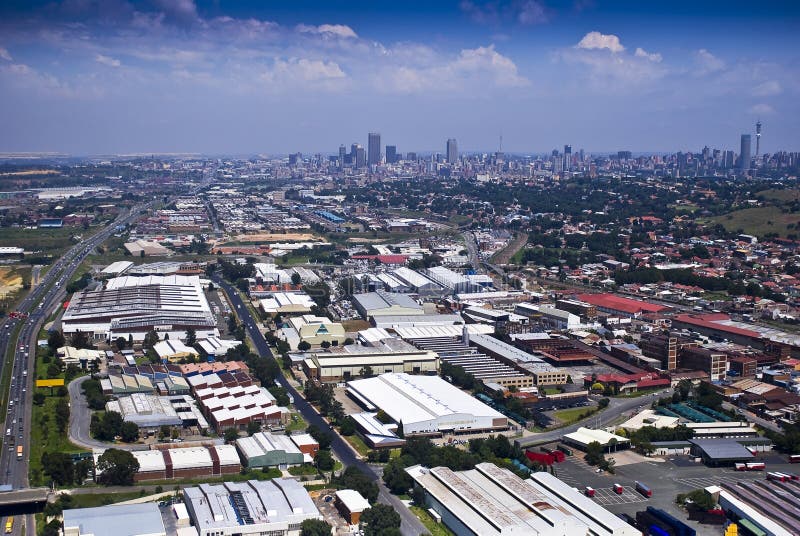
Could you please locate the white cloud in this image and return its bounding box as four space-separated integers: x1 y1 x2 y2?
0 47 12 61
260 58 348 92
296 24 358 39
95 54 121 67
752 80 782 97
576 31 625 53
634 47 662 63
375 44 529 94
694 49 725 74
749 103 775 115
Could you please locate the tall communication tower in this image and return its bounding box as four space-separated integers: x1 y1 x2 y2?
756 120 762 156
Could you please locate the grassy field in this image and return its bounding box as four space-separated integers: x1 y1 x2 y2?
286 412 307 433
758 188 800 202
0 227 80 256
342 434 370 457
708 206 800 238
410 506 455 536
553 407 597 426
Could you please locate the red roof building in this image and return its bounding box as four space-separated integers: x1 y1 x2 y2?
576 293 669 317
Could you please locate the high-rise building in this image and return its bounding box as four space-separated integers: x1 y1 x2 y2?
351 143 365 168
756 120 762 157
563 145 572 171
368 132 381 166
338 145 346 168
288 152 301 166
724 150 735 169
386 145 397 164
739 134 752 171
406 152 417 162
446 138 458 164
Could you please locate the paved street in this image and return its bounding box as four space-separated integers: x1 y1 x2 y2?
214 277 428 536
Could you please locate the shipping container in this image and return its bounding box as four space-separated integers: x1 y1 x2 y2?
746 462 765 471
557 444 573 456
585 486 595 497
636 481 653 497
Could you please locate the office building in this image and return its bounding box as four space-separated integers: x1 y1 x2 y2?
446 138 458 164
183 479 322 536
739 134 752 171
406 462 640 536
563 144 572 171
62 503 166 536
368 132 381 165
678 346 728 381
386 145 397 163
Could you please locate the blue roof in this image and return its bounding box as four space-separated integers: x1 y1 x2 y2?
62 503 165 536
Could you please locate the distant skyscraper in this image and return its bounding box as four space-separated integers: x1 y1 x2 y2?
563 145 572 171
386 145 397 164
446 138 458 164
739 134 752 171
724 150 735 169
756 120 762 156
338 145 346 167
368 132 381 166
288 152 301 165
351 143 365 168
406 152 417 162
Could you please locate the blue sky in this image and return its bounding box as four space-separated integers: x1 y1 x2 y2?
0 0 797 155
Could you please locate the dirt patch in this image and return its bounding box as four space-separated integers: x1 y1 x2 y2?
0 267 24 296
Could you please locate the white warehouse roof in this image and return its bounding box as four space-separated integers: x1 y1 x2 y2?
347 373 505 435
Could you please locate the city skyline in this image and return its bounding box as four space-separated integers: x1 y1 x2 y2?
0 0 798 154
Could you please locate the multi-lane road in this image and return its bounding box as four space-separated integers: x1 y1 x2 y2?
0 203 152 536
213 277 428 536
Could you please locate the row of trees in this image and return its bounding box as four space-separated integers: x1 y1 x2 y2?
90 410 139 443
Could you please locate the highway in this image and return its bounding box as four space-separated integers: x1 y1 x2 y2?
213 277 428 536
0 202 152 536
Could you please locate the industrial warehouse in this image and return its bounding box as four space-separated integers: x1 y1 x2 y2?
346 372 508 435
183 479 322 536
406 462 640 536
61 274 219 341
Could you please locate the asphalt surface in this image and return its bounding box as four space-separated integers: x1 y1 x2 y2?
67 376 148 451
214 277 428 536
0 202 152 536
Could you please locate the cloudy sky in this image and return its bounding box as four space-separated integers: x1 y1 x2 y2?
0 0 797 155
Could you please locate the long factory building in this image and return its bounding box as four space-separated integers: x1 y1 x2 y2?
407 462 640 536
347 373 507 435
62 274 219 341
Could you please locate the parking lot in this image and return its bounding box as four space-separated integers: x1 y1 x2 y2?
550 451 797 536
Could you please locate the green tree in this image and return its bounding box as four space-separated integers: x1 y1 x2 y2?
298 341 311 351
224 427 240 443
185 327 197 346
315 450 335 471
247 421 261 436
291 272 302 286
33 392 46 406
114 337 127 352
299 519 332 536
382 459 413 495
54 398 70 433
359 365 374 378
41 452 75 486
96 449 140 486
339 416 356 436
120 422 140 443
334 466 378 503
47 330 66 352
94 411 124 441
360 504 401 536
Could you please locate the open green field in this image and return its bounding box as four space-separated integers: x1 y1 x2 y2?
553 406 597 426
0 226 80 256
411 506 456 536
758 188 800 202
708 206 800 238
